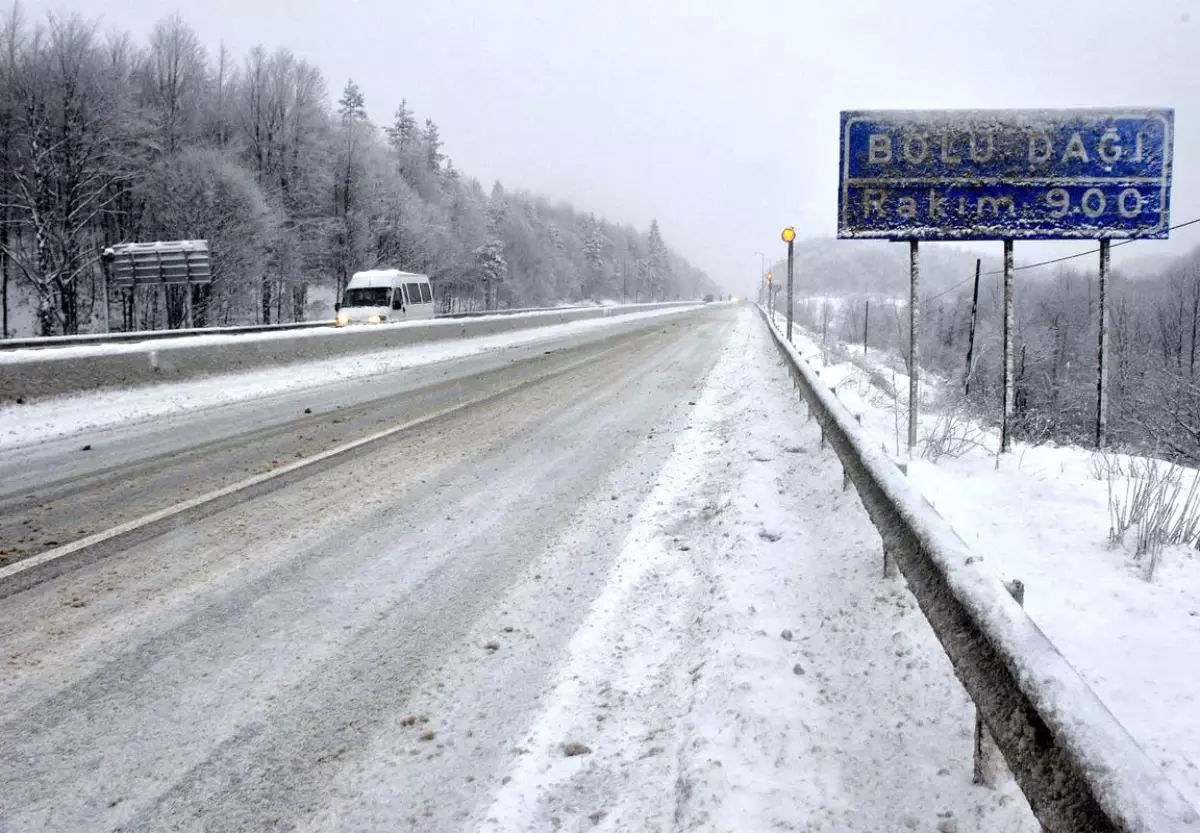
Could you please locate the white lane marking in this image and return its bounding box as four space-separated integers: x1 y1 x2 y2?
0 332 663 587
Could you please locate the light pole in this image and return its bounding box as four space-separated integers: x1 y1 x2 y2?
782 226 796 342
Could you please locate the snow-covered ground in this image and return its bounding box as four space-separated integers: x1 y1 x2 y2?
0 305 695 451
471 309 1037 831
774 309 1200 808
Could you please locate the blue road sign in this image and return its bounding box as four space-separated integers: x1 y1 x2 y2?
838 108 1174 240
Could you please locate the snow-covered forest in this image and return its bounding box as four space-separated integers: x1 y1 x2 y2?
0 8 716 337
783 238 1200 463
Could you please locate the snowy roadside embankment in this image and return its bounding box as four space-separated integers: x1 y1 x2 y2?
0 306 695 452
777 311 1200 808
474 308 1037 832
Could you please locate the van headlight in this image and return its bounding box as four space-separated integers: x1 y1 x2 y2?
336 312 349 326
368 314 381 324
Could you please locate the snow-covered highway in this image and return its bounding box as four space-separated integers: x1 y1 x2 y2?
0 307 1037 832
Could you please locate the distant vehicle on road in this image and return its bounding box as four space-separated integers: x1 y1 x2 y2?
336 270 434 326
703 294 714 303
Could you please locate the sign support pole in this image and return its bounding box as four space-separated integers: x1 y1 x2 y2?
1001 239 1015 453
785 238 795 342
100 249 114 334
101 262 112 334
908 239 919 452
782 227 796 342
1096 238 1111 449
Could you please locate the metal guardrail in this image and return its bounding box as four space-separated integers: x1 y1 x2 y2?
0 302 683 351
758 305 1198 833
0 320 330 350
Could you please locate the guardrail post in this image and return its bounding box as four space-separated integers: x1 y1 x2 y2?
882 547 898 579
881 461 908 578
974 578 1025 787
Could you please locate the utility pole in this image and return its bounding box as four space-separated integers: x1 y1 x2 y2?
965 258 981 396
864 300 870 355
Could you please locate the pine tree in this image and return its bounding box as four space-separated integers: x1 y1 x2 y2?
583 214 606 299
474 239 507 310
385 99 417 151
488 181 508 233
335 79 369 296
647 219 671 301
424 118 443 172
338 79 366 125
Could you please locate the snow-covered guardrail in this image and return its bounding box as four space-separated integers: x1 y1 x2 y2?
0 302 700 403
0 319 330 351
758 305 1198 833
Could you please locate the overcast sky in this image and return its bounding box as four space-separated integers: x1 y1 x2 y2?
21 0 1200 291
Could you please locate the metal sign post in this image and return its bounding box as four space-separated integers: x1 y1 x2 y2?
1001 240 1015 453
782 227 796 342
100 248 115 334
908 239 920 451
1096 239 1111 448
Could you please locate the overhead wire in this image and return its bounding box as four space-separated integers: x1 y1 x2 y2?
922 216 1200 303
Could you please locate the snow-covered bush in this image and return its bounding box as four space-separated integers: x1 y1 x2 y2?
1107 457 1200 579
920 406 993 462
1089 451 1128 482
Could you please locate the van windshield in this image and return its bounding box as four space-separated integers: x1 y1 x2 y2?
341 287 391 308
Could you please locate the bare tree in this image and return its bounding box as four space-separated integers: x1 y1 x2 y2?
0 14 133 334
140 14 206 155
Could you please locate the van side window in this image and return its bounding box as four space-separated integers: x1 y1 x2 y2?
406 283 423 305
419 283 432 303
394 286 407 307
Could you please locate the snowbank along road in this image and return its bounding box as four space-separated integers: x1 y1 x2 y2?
0 306 1037 831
